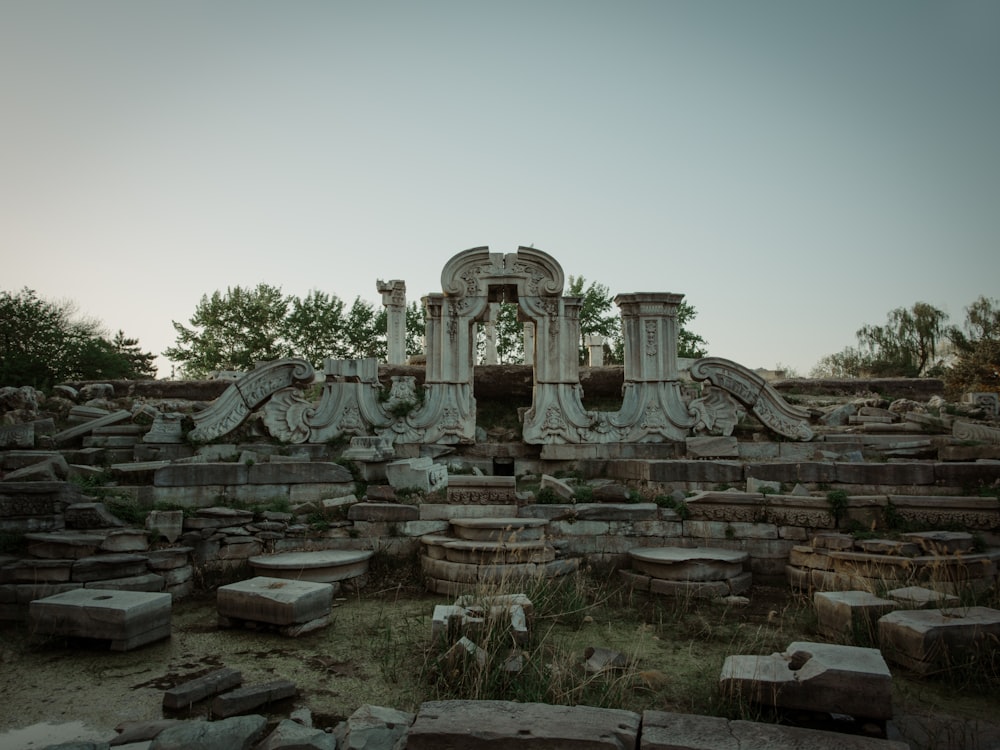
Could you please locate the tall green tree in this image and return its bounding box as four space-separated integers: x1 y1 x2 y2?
945 295 1000 396
812 302 948 378
677 301 709 359
165 284 292 377
0 288 156 387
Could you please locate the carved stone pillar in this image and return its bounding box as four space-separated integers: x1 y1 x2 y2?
377 279 407 365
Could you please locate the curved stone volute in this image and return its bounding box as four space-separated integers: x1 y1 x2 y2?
689 356 813 441
189 358 316 442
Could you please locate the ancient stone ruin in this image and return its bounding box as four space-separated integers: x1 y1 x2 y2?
1 245 999 748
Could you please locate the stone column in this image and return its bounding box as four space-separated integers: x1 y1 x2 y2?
482 302 499 365
377 279 407 365
585 334 605 367
523 322 536 366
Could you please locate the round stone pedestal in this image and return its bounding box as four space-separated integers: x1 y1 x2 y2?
624 547 751 598
249 550 374 590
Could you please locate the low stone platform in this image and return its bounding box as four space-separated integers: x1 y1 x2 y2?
248 550 373 590
878 606 1000 675
217 576 334 636
786 532 997 596
420 517 577 596
720 641 893 721
28 588 171 650
624 547 751 598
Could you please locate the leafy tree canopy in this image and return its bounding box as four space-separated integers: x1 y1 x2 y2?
479 275 708 365
165 285 408 378
944 295 1000 397
812 302 948 378
0 288 156 389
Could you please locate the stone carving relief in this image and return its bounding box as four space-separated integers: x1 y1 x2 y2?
184 247 817 447
689 357 813 441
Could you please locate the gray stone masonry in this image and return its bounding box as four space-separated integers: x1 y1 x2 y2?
162 667 243 711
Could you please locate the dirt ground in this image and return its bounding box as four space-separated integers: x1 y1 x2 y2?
1 581 998 750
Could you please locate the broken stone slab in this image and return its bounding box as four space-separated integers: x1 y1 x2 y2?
405 699 641 750
29 588 172 651
584 646 629 674
385 457 447 494
2 455 69 482
211 680 298 719
64 502 126 531
901 530 975 555
886 586 960 609
814 590 897 642
719 641 892 721
25 532 106 560
146 510 185 543
539 474 575 501
54 409 132 445
640 710 910 750
148 714 268 750
162 667 243 711
258 718 336 750
333 703 414 750
878 606 1000 675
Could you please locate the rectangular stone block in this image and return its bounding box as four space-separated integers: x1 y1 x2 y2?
248 461 352 484
29 588 171 650
154 463 249 487
406 700 640 750
217 577 333 626
575 503 658 522
419 504 518 520
211 679 297 719
835 462 935 486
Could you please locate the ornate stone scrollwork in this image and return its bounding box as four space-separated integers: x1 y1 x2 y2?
689 357 813 441
953 420 1000 445
189 359 316 442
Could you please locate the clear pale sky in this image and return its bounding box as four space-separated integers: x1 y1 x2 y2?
3 1 998 378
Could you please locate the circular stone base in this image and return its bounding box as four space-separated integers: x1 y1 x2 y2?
449 518 548 542
249 550 374 583
629 547 748 582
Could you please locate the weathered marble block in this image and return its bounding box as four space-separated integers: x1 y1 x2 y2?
217 576 333 635
814 590 897 641
720 641 892 721
29 588 171 650
405 700 640 750
878 606 1000 674
386 457 447 494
